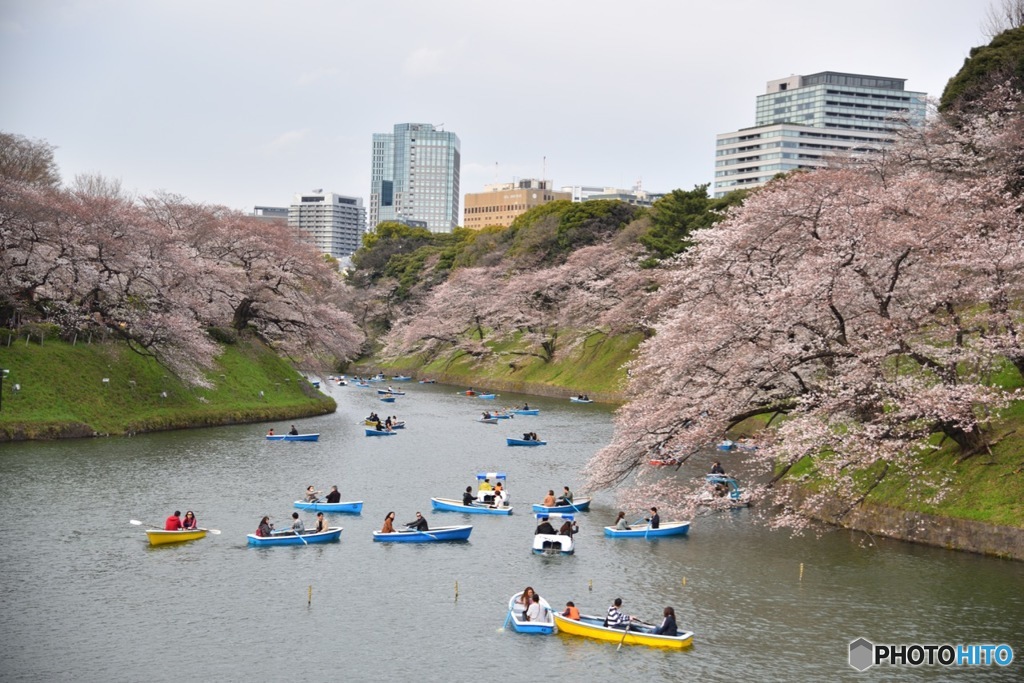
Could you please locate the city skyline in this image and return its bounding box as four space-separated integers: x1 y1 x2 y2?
0 1 995 216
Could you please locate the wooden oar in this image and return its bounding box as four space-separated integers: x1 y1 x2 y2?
405 525 438 540
617 619 634 650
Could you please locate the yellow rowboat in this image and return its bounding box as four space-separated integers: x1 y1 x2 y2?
145 528 208 546
552 612 693 649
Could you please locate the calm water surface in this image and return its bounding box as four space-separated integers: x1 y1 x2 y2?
0 381 1021 682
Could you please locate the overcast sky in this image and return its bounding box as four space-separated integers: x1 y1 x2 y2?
0 0 996 215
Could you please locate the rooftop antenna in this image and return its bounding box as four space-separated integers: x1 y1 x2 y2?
495 161 499 184
542 156 547 184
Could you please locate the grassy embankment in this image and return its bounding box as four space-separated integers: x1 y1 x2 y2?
359 330 643 400
0 335 335 440
368 328 1023 529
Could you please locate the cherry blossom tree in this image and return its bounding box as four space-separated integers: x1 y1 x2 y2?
586 93 1024 524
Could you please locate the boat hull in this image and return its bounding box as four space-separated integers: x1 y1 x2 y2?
246 527 343 546
508 592 555 634
146 528 208 546
478 394 496 400
372 525 473 543
553 613 693 649
365 428 396 436
507 438 547 446
266 433 319 442
293 500 363 514
431 497 513 515
531 498 591 514
603 521 691 538
532 533 574 554
569 398 593 403
510 409 539 415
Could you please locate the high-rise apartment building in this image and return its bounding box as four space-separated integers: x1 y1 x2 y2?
560 184 664 207
288 191 366 257
370 123 461 233
463 179 571 230
713 71 927 197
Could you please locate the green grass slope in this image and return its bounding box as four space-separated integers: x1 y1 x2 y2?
0 336 335 439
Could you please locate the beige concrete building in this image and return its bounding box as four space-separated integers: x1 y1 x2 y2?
463 179 571 230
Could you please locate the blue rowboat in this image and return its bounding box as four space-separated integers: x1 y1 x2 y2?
507 592 555 634
492 412 512 419
392 376 412 381
532 497 591 514
569 397 593 403
602 521 690 538
510 408 539 416
266 433 319 442
247 527 342 546
309 380 320 388
507 438 546 446
478 394 496 400
717 440 737 451
372 525 473 543
431 497 513 515
365 428 396 436
380 396 396 403
293 500 363 514
354 381 371 388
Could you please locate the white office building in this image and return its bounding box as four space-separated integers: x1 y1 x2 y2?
288 191 366 257
713 71 927 197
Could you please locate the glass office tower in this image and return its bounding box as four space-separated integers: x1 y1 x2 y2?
369 123 461 233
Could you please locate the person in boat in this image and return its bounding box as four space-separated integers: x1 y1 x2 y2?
535 516 555 535
385 415 393 429
404 512 429 532
462 486 476 507
374 419 386 432
525 593 547 622
645 507 660 529
557 486 574 506
542 490 557 507
181 511 198 530
652 606 678 636
314 512 328 533
491 482 507 508
558 519 578 537
518 587 536 609
305 486 322 503
325 485 341 504
256 516 274 537
522 402 530 410
605 598 634 630
288 425 299 436
562 601 581 620
613 511 629 530
290 512 304 535
368 412 379 423
482 411 491 420
531 432 539 441
523 432 532 441
164 511 183 531
381 511 396 534
267 428 275 436
478 478 493 502
710 461 726 475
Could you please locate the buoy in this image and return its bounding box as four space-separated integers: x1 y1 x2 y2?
308 585 312 605
682 577 687 587
799 563 804 581
455 580 459 601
